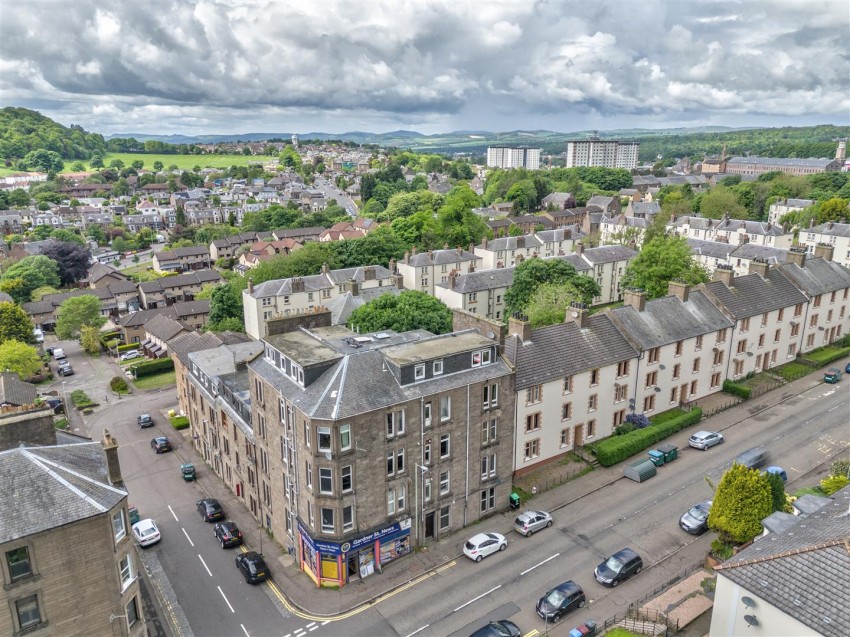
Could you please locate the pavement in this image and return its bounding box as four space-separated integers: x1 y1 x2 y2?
160 358 844 622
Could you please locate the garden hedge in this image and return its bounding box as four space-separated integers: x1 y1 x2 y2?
129 358 174 378
804 344 850 366
591 407 703 467
117 343 141 353
170 415 190 430
722 379 751 400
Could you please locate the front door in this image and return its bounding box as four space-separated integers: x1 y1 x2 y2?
424 512 435 539
573 424 584 447
680 383 689 406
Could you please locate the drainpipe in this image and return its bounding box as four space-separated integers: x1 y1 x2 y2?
464 383 470 526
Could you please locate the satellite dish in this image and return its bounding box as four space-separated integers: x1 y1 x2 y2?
323 452 332 461
570 311 579 318
741 596 756 609
743 615 759 627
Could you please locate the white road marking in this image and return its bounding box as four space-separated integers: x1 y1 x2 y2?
168 505 179 521
241 624 250 637
453 585 502 612
294 631 305 637
305 623 316 629
321 621 330 626
218 586 235 613
308 627 318 633
404 625 430 637
198 554 212 577
182 528 195 547
520 552 560 576
828 404 841 412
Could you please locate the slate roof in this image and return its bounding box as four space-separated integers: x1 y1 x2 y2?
88 262 128 284
729 243 788 264
772 198 815 208
631 202 661 216
139 270 222 293
325 287 401 326
120 307 177 328
251 329 511 420
702 270 809 320
609 291 734 349
406 248 481 267
173 299 211 317
436 267 516 294
688 239 735 260
479 235 543 252
0 442 127 544
504 313 639 390
714 485 850 637
586 195 616 209
580 245 638 264
774 257 850 297
0 373 37 406
168 331 228 367
144 314 189 342
728 156 840 169
536 227 583 243
155 245 210 260
250 265 395 299
808 221 850 238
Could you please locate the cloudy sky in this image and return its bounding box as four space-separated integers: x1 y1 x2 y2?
1 0 848 137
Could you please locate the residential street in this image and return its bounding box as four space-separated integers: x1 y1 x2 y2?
49 344 848 637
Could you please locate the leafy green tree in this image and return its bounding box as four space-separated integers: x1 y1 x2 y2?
87 226 107 245
814 197 849 223
252 242 340 282
0 340 42 379
109 159 125 170
152 160 164 171
505 258 600 317
347 290 452 334
0 255 61 302
766 471 788 513
55 295 106 339
0 301 36 344
379 190 440 222
30 285 60 301
426 184 489 249
506 179 539 213
21 149 64 173
208 282 244 326
524 282 585 327
621 235 709 299
279 146 302 170
194 283 219 300
79 325 101 355
708 463 773 544
698 186 748 219
70 161 85 172
332 226 410 269
41 241 92 286
207 316 246 332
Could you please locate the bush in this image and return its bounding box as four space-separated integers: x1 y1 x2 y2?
830 459 850 478
109 376 129 393
70 389 96 409
590 407 702 467
722 379 752 400
820 474 850 495
804 344 850 366
710 539 735 560
170 415 190 430
129 358 174 378
625 412 650 429
614 422 635 436
117 343 140 353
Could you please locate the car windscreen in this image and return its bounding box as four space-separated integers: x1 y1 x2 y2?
545 589 566 606
605 555 624 571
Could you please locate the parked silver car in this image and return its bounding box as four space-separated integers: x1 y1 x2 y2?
688 430 724 450
513 510 553 537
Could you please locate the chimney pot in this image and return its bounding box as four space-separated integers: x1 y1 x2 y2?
508 313 532 342
624 287 646 312
102 429 123 487
668 280 690 302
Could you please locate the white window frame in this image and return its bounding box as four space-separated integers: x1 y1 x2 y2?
439 470 450 494
119 553 134 591
341 465 352 493
433 360 443 375
321 508 334 533
339 424 351 451
440 396 451 421
113 509 126 541
342 505 354 532
317 426 332 453
440 433 450 458
414 364 425 380
319 467 333 494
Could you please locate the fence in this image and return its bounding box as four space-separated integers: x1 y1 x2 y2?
626 557 709 615
602 608 675 636
514 463 594 497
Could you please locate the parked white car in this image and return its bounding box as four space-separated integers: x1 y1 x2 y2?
33 328 44 343
120 350 143 361
463 532 507 562
132 518 161 547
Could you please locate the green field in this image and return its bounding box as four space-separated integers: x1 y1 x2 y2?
0 153 273 178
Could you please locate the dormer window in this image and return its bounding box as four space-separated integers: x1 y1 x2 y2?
433 360 443 375
414 364 425 380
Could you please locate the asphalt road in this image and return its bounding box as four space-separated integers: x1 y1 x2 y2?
336 379 849 637
313 177 358 216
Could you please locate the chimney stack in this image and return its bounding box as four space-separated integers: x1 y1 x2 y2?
712 265 734 287
321 262 330 275
668 279 690 302
623 287 646 312
575 241 585 255
247 277 254 294
349 277 359 296
394 273 404 289
748 257 769 278
569 302 589 329
102 429 123 487
785 246 807 267
813 243 834 262
508 313 532 343
448 270 457 290
516 235 525 248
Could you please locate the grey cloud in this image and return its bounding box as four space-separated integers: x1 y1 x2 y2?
0 0 846 135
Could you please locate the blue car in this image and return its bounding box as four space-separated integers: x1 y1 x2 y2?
845 362 850 374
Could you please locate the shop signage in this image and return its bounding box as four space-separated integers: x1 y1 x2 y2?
298 518 410 556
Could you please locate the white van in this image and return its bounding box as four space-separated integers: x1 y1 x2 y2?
53 348 66 360
33 328 44 343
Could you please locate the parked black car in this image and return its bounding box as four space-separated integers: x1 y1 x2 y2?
43 397 64 414
536 580 586 622
470 620 521 637
235 551 268 584
57 365 74 377
150 436 172 453
214 521 243 548
594 548 643 587
197 498 224 522
137 414 154 428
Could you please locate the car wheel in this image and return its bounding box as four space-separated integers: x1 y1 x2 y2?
526 529 533 537
636 566 642 574
579 600 586 608
612 578 619 587
221 539 225 549
475 555 483 563
546 520 553 528
499 543 506 551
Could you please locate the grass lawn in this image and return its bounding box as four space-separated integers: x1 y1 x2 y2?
132 371 176 390
774 361 815 381
604 629 645 637
67 153 271 173
119 263 163 282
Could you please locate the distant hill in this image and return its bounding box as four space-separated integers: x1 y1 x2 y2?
0 107 107 162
